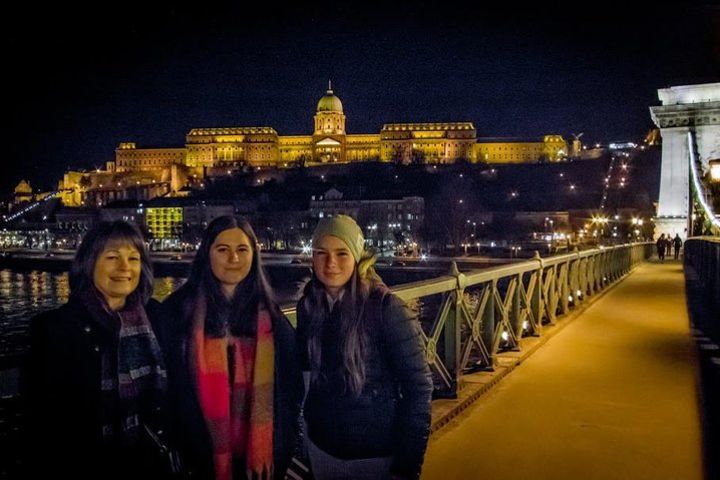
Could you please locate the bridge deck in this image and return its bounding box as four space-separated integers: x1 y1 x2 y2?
422 261 703 480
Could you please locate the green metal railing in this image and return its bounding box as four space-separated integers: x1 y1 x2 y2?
684 237 720 313
285 242 653 397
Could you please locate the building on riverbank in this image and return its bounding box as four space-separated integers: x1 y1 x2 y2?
56 85 568 207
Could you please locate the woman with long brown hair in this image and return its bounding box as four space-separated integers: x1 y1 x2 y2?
297 215 433 480
156 215 303 480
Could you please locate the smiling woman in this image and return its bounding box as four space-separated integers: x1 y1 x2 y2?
155 215 303 479
93 243 143 311
23 220 170 479
210 227 254 300
297 215 433 480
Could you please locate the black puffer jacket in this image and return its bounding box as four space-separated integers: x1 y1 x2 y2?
22 297 167 480
296 286 433 479
155 286 303 480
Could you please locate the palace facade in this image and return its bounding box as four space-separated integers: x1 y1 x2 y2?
59 85 568 206
114 85 568 168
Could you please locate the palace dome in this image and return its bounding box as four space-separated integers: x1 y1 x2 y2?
317 86 343 113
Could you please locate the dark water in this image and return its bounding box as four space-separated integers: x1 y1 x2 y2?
0 265 445 366
0 269 309 365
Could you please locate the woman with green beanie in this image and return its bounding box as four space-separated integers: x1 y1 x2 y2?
296 214 433 480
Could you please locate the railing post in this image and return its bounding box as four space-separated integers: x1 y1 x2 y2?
483 279 497 362
587 253 596 296
531 251 543 335
510 273 523 340
560 260 570 314
444 261 465 395
573 247 583 304
547 264 558 324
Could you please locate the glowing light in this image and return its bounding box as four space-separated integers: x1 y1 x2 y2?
688 133 720 229
501 331 509 342
711 160 720 181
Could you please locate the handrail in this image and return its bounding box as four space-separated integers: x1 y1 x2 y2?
684 237 720 313
284 242 654 397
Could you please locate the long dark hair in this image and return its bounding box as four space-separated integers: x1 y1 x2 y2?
69 220 153 305
302 249 383 396
180 215 276 337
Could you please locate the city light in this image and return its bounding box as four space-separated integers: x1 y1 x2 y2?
711 159 720 181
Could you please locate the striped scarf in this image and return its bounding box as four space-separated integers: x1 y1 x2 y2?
191 293 275 480
81 291 167 444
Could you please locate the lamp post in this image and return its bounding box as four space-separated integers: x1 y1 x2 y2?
710 159 720 182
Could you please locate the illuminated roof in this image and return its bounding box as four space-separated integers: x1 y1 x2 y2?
188 127 277 136
14 180 32 194
476 137 544 143
381 122 475 131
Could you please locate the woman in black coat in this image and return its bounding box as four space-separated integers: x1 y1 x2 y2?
156 215 303 480
23 221 169 479
296 215 433 480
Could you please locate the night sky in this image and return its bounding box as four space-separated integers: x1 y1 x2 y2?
3 1 719 192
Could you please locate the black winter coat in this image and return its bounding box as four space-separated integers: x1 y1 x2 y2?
296 287 433 480
22 297 167 480
155 287 304 480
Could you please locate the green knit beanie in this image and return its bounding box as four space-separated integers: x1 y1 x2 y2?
312 214 366 262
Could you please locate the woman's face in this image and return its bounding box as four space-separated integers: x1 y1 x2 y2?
313 235 355 297
93 241 142 310
210 227 254 298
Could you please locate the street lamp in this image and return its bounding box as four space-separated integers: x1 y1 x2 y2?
711 159 720 182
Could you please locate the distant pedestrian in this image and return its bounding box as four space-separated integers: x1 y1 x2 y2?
673 234 683 260
656 234 666 262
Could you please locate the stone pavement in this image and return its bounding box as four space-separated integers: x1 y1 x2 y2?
423 260 703 480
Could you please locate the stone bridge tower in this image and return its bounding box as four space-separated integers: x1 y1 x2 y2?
650 82 720 239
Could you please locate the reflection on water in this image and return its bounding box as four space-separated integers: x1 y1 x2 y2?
0 270 71 363
0 272 186 363
152 276 186 302
0 269 313 363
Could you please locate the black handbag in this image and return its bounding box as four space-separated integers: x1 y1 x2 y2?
142 423 185 478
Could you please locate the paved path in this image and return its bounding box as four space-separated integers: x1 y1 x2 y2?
422 261 703 480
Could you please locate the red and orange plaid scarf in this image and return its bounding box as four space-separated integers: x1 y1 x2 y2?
191 294 275 480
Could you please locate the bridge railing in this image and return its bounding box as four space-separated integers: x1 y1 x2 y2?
284 242 653 398
684 237 720 313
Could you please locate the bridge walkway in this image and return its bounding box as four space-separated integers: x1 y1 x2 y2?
422 260 703 480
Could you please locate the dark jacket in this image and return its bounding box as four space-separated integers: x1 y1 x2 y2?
296 286 433 480
155 286 303 480
22 297 166 480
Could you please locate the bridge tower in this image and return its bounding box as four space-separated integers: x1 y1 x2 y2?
650 82 720 239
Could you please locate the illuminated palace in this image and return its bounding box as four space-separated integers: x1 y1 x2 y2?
59 85 568 206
